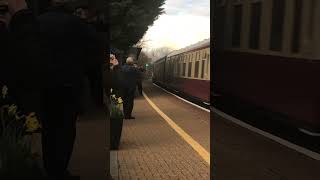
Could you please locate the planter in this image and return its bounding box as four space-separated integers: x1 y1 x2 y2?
110 117 123 150
0 134 43 178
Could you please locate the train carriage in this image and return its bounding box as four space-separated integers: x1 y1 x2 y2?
153 39 210 105
214 0 320 134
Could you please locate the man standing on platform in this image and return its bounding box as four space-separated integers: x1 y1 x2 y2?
1 0 105 178
136 65 145 96
36 0 105 178
120 57 141 120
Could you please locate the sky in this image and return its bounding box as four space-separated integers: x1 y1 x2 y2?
141 0 210 52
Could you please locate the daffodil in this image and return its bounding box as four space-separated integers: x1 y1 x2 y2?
8 104 17 116
2 85 8 98
118 97 123 104
25 112 40 133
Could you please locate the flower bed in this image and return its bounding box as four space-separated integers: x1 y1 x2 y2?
0 85 43 178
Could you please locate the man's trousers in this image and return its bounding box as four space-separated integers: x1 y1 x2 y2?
40 86 79 177
122 88 135 118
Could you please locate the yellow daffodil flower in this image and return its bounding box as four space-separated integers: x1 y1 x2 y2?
8 104 17 116
25 112 40 132
2 85 8 98
118 97 123 104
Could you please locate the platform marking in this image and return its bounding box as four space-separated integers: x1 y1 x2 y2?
211 107 320 161
299 128 320 137
143 91 210 165
153 83 210 113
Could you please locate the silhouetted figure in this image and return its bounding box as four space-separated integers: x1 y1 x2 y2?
136 66 145 96
1 1 104 178
36 1 104 178
0 0 46 115
0 13 9 87
120 57 140 119
110 54 122 97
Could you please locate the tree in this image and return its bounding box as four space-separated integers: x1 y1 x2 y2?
147 47 174 62
110 0 165 52
137 51 152 67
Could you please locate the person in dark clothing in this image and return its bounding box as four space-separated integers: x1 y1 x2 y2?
2 1 105 178
136 65 145 96
0 3 11 110
34 1 105 178
109 54 122 97
2 0 104 178
0 7 9 87
0 0 46 115
120 57 141 119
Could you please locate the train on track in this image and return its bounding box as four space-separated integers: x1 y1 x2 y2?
214 0 320 134
152 39 211 107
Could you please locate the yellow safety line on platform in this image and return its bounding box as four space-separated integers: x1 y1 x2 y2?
143 91 210 165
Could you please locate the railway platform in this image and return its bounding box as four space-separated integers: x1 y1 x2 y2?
112 80 320 180
111 81 210 180
212 107 320 179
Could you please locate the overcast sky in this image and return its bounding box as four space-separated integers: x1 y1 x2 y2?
141 0 210 51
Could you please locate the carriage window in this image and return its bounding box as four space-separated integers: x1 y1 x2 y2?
291 0 302 53
201 60 205 79
270 0 285 51
207 55 210 77
183 63 186 76
249 2 262 49
232 5 243 47
194 61 199 78
188 62 192 77
216 6 226 49
170 61 174 79
176 62 178 75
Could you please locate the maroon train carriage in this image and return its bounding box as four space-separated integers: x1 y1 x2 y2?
214 0 320 134
153 39 210 105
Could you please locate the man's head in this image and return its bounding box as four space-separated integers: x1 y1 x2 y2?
126 57 134 65
110 54 116 63
0 1 9 25
110 54 115 60
74 5 98 23
74 6 89 20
